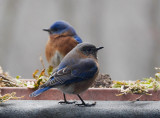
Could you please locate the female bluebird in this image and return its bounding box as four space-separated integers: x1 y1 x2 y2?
30 43 103 107
44 21 82 68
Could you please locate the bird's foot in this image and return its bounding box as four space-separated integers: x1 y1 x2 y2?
58 100 77 104
75 101 96 107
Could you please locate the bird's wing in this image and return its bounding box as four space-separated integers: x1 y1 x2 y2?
40 58 98 88
47 66 59 81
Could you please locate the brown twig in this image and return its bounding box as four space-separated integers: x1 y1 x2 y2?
40 55 45 69
136 94 143 101
0 74 20 87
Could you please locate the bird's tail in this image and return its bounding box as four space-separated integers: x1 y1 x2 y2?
29 87 50 97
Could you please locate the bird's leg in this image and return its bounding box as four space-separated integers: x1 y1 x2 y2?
59 93 76 104
75 94 96 107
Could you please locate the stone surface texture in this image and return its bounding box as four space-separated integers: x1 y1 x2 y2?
0 100 160 118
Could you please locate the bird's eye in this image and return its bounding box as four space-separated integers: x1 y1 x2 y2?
54 28 58 31
87 48 91 52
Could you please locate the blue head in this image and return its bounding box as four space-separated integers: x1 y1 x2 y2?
43 21 77 35
43 21 82 43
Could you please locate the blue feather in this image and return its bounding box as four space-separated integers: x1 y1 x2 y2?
74 35 82 43
29 86 51 97
49 21 78 36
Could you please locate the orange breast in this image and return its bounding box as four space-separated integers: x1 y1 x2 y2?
45 35 78 66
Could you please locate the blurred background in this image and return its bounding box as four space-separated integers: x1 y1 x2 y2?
0 0 160 80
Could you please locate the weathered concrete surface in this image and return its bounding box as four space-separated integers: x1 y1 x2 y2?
0 100 160 118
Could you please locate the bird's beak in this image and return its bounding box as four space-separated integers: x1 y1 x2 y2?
96 47 104 51
43 29 51 33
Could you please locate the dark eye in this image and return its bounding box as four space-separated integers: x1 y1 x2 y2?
54 28 58 31
87 48 91 52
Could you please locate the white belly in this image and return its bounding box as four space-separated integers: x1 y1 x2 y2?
50 51 64 67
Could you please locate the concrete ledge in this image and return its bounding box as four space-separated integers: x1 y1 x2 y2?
0 100 160 118
2 88 160 101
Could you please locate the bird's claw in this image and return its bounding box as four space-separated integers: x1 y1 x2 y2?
58 101 77 104
75 102 96 107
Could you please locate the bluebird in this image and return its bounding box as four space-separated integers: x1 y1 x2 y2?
43 21 82 68
30 43 103 107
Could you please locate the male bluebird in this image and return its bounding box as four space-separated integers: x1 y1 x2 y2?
44 21 82 68
30 43 103 107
